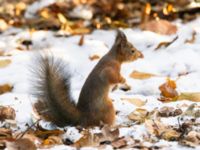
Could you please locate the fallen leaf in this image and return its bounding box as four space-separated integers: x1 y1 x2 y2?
71 27 91 35
158 106 182 117
121 98 147 107
42 136 63 147
0 19 8 32
15 2 27 16
0 59 11 68
74 126 119 148
111 137 127 149
0 128 12 139
40 9 51 19
162 129 180 141
129 71 156 80
128 108 149 123
159 78 178 99
0 106 16 121
89 54 100 61
6 138 36 150
57 13 68 24
155 36 178 50
182 103 200 118
141 19 177 35
177 92 200 102
185 31 196 44
145 120 181 141
180 131 200 148
101 125 119 141
0 84 13 94
74 130 98 148
21 133 42 147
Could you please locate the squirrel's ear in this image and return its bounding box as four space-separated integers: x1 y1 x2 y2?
115 29 127 46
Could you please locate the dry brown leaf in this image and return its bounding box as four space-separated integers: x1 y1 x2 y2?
141 19 177 35
111 137 127 149
74 130 98 148
182 103 200 118
101 125 119 141
128 108 148 123
0 59 11 68
89 54 100 61
162 129 181 141
121 98 147 107
129 70 156 80
6 138 36 150
74 126 119 148
158 106 182 117
0 84 13 95
0 106 16 121
159 78 178 99
180 131 200 148
78 35 84 46
185 31 196 44
155 36 178 50
21 133 42 147
145 120 180 141
177 92 200 102
0 128 12 139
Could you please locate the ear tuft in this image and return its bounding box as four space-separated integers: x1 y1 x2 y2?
115 29 127 44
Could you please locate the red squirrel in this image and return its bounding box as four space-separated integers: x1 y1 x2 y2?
32 30 143 127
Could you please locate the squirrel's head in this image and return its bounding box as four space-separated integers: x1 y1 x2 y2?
112 30 143 62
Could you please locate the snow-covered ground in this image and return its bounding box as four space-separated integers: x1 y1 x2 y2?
0 17 200 149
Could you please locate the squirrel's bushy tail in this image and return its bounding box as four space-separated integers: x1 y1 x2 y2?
31 54 80 127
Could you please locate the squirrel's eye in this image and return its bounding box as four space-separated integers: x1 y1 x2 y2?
131 50 135 53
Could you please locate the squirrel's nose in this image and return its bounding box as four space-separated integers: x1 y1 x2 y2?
137 51 144 58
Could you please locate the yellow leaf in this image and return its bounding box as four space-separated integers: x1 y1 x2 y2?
42 136 63 146
177 92 200 102
57 13 67 24
121 98 147 107
71 27 91 35
129 70 156 80
0 19 8 31
0 59 11 68
40 9 51 19
15 2 27 16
